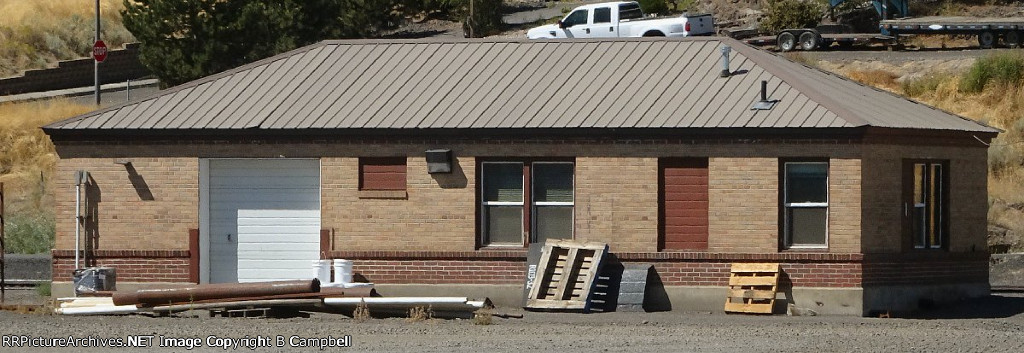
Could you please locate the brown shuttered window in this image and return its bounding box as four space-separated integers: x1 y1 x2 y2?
359 157 407 191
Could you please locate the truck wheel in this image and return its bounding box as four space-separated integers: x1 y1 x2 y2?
799 32 820 51
642 31 665 37
1005 31 1021 48
978 31 996 49
777 32 796 52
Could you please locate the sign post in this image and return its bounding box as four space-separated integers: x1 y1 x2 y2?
94 0 101 105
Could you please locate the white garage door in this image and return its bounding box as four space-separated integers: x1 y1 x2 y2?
208 159 320 283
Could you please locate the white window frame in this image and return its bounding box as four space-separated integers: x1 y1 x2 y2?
783 161 829 249
531 161 576 243
480 162 525 247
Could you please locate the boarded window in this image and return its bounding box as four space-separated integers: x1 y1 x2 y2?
659 158 709 251
359 157 407 191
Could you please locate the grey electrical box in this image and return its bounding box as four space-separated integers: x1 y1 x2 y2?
425 149 452 174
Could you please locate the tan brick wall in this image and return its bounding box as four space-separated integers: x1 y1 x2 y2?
575 157 658 252
860 144 988 253
707 158 779 253
829 158 862 253
52 140 873 255
322 156 477 252
53 158 198 251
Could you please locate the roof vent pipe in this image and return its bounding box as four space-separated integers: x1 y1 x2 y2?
751 80 778 110
719 45 731 78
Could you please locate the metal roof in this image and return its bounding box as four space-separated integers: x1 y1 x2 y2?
45 37 997 133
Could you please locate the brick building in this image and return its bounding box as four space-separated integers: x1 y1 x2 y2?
44 38 997 315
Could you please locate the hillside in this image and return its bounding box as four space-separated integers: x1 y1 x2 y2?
0 0 134 78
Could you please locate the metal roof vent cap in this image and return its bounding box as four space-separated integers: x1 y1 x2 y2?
751 80 778 110
719 45 731 78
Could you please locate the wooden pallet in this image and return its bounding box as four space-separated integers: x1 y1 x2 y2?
724 263 780 314
525 240 608 311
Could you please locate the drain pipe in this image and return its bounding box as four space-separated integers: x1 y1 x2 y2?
74 171 86 270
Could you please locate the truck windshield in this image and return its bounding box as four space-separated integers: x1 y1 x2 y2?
619 3 643 20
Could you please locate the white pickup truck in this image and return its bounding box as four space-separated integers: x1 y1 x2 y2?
526 1 714 39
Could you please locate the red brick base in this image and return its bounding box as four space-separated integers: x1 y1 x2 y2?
49 249 987 289
52 250 191 282
862 253 989 286
338 251 865 288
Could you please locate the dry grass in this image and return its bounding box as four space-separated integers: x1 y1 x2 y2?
405 305 434 322
352 299 371 322
0 98 92 253
0 0 134 78
473 309 493 325
846 70 900 92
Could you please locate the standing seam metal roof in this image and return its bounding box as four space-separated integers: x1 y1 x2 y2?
45 37 997 133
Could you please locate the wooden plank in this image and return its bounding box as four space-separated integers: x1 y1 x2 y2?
730 263 780 273
527 245 555 301
726 289 777 300
553 248 580 300
728 276 778 287
545 239 606 251
724 301 774 314
525 298 587 310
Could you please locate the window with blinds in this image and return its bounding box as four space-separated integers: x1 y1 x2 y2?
782 161 829 249
479 160 574 247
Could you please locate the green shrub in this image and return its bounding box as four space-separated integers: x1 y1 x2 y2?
961 52 1024 93
36 282 51 297
901 73 952 97
638 0 669 15
4 210 55 254
760 0 824 34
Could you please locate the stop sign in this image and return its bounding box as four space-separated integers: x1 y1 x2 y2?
93 40 107 62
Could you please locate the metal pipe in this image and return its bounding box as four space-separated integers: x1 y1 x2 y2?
74 171 83 271
719 45 731 78
94 0 101 106
112 279 321 306
57 305 139 316
322 297 488 311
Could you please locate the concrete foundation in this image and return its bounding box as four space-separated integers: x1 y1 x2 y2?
53 281 986 316
862 283 990 315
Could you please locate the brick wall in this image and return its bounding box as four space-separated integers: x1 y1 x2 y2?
51 251 190 282
338 252 863 288
860 144 989 253
49 138 986 290
707 157 779 253
575 157 658 252
862 253 989 286
53 157 199 251
322 156 477 252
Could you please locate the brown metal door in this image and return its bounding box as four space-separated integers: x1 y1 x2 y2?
659 158 709 251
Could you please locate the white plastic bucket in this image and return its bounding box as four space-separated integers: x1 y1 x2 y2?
333 259 354 285
312 260 331 284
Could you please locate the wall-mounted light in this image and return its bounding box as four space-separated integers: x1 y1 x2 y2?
425 149 452 174
113 159 132 166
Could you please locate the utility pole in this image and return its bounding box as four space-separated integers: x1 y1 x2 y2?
94 0 101 106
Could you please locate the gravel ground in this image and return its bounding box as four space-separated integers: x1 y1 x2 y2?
1 293 1023 352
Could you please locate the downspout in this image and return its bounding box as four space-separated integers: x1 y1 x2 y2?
74 171 85 270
